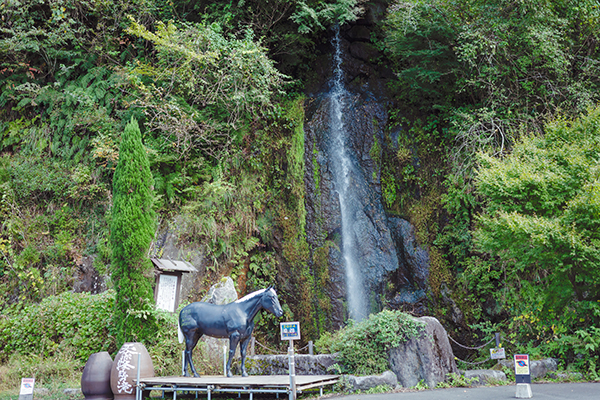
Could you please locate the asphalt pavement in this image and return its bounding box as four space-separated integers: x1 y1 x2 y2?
329 382 600 400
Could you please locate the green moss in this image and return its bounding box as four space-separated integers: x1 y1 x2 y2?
285 95 307 236
369 134 381 180
311 241 336 334
381 168 398 208
312 147 321 195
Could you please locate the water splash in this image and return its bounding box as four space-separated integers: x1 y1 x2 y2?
328 25 367 321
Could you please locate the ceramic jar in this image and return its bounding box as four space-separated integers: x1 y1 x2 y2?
110 342 154 400
81 351 114 400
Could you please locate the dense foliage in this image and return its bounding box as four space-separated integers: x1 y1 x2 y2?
1 0 363 355
316 310 425 375
471 107 600 373
475 109 600 311
381 0 600 374
2 0 600 383
110 118 156 346
0 291 115 361
0 290 184 387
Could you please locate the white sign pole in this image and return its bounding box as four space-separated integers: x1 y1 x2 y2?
281 322 300 400
288 340 296 400
223 345 228 377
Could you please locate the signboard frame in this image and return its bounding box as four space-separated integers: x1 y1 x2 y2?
490 347 506 360
19 378 35 400
514 354 531 384
155 273 180 312
280 321 301 341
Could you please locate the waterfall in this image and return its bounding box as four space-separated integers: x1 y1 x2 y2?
328 25 367 321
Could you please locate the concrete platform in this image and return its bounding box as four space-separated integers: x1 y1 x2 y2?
136 374 340 400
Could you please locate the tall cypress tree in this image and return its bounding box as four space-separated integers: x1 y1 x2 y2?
111 117 156 346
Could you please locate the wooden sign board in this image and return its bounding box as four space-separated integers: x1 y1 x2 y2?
156 273 179 312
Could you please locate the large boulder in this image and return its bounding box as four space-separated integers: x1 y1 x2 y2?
388 316 457 388
203 276 238 305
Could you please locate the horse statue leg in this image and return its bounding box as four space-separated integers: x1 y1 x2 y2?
239 336 252 377
226 332 241 377
184 330 203 377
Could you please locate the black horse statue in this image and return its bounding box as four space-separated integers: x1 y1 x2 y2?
178 286 284 377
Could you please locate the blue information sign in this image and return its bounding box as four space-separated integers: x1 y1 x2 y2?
280 321 301 341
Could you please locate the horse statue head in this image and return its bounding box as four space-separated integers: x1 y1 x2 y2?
260 286 284 318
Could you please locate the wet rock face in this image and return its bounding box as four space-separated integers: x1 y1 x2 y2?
304 88 401 327
303 12 431 328
349 42 380 62
387 217 430 313
74 255 107 294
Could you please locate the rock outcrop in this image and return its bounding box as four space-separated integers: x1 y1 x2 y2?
463 369 507 385
245 354 338 376
388 316 457 388
303 22 431 327
346 370 398 392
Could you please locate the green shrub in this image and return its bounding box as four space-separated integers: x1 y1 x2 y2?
110 117 156 347
435 373 479 388
316 310 425 375
0 291 116 362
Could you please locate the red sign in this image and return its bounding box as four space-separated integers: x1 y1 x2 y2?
514 354 530 376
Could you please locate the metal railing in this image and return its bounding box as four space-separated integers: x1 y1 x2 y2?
448 332 501 366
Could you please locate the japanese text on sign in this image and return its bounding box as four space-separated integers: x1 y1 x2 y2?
490 347 506 359
280 321 301 341
514 354 530 376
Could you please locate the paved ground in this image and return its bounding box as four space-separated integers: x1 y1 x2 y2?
329 382 600 400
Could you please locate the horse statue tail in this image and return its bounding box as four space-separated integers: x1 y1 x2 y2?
178 322 185 344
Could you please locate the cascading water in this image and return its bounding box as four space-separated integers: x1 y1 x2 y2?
303 23 430 329
328 25 367 321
